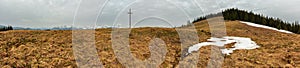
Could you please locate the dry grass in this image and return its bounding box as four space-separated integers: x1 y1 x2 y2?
0 30 75 67
0 20 300 68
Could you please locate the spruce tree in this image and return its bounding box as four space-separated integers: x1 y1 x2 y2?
8 26 13 30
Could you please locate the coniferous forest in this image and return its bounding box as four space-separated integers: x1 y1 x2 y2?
192 8 300 34
0 25 13 31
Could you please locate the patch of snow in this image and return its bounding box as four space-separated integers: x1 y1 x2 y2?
188 36 260 55
240 21 294 34
188 42 214 54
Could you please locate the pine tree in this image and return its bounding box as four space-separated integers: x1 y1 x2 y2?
8 26 13 30
0 27 4 31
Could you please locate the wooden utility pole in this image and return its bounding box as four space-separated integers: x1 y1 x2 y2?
128 8 132 28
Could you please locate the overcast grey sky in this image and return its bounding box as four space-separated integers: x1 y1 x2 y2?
0 0 299 28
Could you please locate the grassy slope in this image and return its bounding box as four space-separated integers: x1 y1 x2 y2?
0 20 300 68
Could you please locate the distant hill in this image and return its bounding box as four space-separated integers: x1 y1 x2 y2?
12 27 68 30
11 25 118 30
10 26 83 30
12 27 34 30
191 8 300 34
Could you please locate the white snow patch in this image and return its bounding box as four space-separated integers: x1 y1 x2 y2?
188 36 260 55
240 21 294 34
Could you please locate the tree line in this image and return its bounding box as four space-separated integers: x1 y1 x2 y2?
191 8 300 34
0 25 13 31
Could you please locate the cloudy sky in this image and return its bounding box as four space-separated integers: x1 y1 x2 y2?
0 0 299 28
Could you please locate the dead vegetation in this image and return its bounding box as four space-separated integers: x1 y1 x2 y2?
0 20 300 68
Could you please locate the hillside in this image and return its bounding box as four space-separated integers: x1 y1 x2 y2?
192 8 300 34
0 20 300 67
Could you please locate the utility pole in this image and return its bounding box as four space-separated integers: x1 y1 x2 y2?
128 8 132 28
